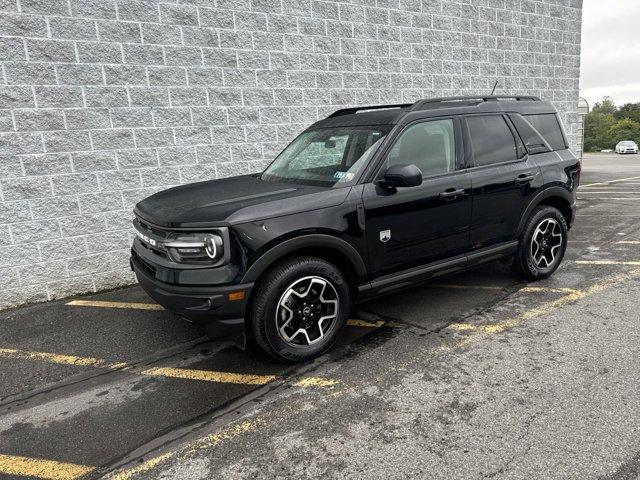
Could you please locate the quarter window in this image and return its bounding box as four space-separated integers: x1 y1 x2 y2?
524 114 567 151
467 115 519 166
385 119 456 177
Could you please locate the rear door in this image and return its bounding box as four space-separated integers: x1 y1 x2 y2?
464 114 543 249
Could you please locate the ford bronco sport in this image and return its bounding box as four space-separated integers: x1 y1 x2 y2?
130 96 580 362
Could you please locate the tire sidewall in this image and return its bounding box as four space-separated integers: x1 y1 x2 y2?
522 207 568 278
254 259 350 362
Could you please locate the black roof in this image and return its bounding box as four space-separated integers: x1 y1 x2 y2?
310 96 559 129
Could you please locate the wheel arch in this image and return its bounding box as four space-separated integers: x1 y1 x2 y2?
517 187 574 236
241 234 368 299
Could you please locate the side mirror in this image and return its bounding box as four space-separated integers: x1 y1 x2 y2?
380 164 423 189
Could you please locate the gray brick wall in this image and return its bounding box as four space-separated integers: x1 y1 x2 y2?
0 0 583 309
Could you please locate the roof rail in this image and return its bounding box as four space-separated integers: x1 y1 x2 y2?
327 103 412 118
411 95 541 110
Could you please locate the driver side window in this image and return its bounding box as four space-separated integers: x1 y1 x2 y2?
385 119 456 177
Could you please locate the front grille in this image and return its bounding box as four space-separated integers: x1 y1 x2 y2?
136 238 169 259
134 216 170 259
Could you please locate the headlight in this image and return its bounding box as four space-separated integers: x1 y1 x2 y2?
165 233 224 264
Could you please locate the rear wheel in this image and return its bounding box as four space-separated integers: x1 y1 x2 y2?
249 256 350 362
512 206 568 280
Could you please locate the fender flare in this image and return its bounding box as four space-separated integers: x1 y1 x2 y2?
517 187 574 235
241 234 368 284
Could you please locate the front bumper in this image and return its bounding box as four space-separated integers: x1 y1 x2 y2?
130 252 252 337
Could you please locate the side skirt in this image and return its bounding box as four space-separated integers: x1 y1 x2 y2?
356 241 518 301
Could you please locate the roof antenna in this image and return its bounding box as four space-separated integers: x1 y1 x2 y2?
490 80 499 96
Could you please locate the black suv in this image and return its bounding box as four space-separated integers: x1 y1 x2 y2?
130 96 580 362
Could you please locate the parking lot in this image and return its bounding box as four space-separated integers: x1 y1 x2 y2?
0 152 639 479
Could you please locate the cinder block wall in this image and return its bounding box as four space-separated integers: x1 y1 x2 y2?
0 0 582 309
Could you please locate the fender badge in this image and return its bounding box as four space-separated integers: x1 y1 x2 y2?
380 230 391 243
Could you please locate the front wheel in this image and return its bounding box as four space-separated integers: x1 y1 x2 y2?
249 256 350 362
512 206 568 280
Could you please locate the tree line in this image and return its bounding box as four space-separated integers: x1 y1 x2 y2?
584 97 640 152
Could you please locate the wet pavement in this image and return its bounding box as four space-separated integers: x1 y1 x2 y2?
0 153 639 479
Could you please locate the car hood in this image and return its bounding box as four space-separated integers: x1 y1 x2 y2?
134 174 350 228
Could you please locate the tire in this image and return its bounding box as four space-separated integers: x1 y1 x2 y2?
249 256 350 362
512 206 568 281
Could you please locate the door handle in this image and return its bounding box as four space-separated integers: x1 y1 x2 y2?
439 188 466 201
515 172 535 185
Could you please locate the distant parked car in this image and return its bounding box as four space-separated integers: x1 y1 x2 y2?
615 141 639 154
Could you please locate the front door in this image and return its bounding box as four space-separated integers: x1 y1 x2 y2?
363 118 472 279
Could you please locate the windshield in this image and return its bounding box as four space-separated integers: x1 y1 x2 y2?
261 126 392 187
620 141 637 146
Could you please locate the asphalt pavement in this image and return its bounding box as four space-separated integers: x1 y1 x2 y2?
0 152 639 480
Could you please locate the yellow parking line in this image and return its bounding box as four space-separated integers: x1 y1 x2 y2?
67 300 164 310
580 175 640 188
347 318 386 328
445 323 477 331
576 197 640 200
0 454 93 480
429 284 579 294
428 284 504 291
67 301 389 331
0 347 338 388
442 267 640 339
576 260 640 266
68 302 390 329
109 420 262 480
110 266 640 480
142 367 277 385
293 377 340 388
521 286 581 294
0 348 127 369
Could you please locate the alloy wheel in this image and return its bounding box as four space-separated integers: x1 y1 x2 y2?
530 218 563 269
276 276 339 347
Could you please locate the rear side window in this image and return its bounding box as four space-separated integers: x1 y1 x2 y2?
466 115 519 166
509 114 550 152
524 114 567 151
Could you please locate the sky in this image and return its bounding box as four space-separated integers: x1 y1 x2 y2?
580 0 640 108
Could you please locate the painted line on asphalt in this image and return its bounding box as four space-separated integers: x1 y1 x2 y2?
108 420 262 480
0 348 127 369
68 284 580 314
427 284 580 294
0 453 93 480
580 175 640 188
577 191 640 194
442 267 640 340
65 300 392 330
142 367 277 385
617 240 640 244
0 347 339 387
522 286 581 294
427 284 504 291
67 300 164 310
108 267 640 480
577 197 640 200
347 318 386 328
575 260 640 266
107 267 640 480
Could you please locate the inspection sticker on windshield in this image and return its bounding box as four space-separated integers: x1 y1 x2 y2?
334 171 354 181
